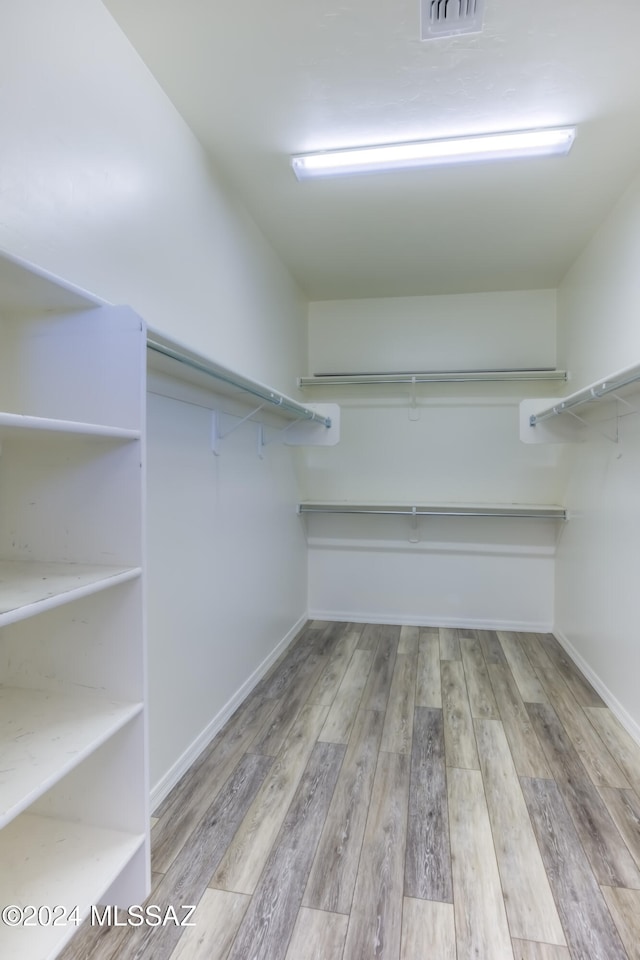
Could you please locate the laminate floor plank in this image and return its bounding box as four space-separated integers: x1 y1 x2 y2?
586 707 640 793
474 718 565 945
250 627 318 702
342 751 410 960
115 753 274 960
380 652 417 754
448 767 514 960
598 786 640 870
168 890 250 960
488 663 551 779
358 627 400 712
309 621 347 657
284 908 349 960
439 627 460 661
152 696 279 873
307 631 360 706
226 742 346 960
537 633 606 707
523 639 629 788
461 636 501 719
400 898 456 960
441 659 479 769
404 706 452 902
521 776 629 960
477 629 508 664
210 703 329 895
527 701 640 889
358 622 388 651
318 648 374 743
416 629 441 708
398 624 419 654
497 632 548 703
153 691 274 821
303 708 385 914
601 886 640 960
511 941 571 960
251 652 329 756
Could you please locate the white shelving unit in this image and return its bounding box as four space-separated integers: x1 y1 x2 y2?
0 252 148 960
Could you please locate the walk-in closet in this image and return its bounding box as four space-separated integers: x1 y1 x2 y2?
1 2 639 959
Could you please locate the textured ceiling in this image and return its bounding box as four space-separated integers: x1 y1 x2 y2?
104 0 640 300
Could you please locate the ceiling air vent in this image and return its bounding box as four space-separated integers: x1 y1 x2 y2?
421 0 485 40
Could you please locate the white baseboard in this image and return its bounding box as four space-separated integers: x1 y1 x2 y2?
150 613 308 812
553 628 640 745
308 608 552 633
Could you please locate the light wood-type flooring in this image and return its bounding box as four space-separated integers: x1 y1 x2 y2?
60 622 640 960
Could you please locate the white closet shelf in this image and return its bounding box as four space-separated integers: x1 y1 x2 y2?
0 688 143 827
298 501 567 520
298 369 567 387
0 562 142 628
147 329 332 427
527 360 640 426
0 412 140 442
520 360 640 443
0 813 145 960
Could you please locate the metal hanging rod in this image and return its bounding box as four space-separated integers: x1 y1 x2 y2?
147 335 331 428
299 369 567 387
298 502 566 520
530 361 640 426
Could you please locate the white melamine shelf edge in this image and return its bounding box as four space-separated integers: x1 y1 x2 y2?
0 412 140 441
0 248 106 313
526 359 640 427
0 814 145 960
0 562 142 628
0 689 143 828
147 329 331 427
298 501 567 519
298 369 568 387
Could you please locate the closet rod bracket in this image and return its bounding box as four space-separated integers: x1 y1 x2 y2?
211 403 268 455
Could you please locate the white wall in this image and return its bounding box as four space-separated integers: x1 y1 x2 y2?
0 0 309 800
309 290 557 375
555 172 640 737
304 290 561 629
146 377 307 798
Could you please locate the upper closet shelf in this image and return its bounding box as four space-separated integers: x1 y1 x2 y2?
148 330 331 427
299 369 567 387
521 360 640 443
299 501 566 520
0 248 103 313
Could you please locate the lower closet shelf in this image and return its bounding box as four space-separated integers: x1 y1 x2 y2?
0 688 143 827
0 813 145 960
0 561 142 627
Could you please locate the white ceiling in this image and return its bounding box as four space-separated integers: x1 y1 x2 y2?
104 0 640 301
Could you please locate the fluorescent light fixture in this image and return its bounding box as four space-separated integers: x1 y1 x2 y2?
291 126 576 180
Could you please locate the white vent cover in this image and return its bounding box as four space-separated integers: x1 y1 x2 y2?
421 0 485 40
